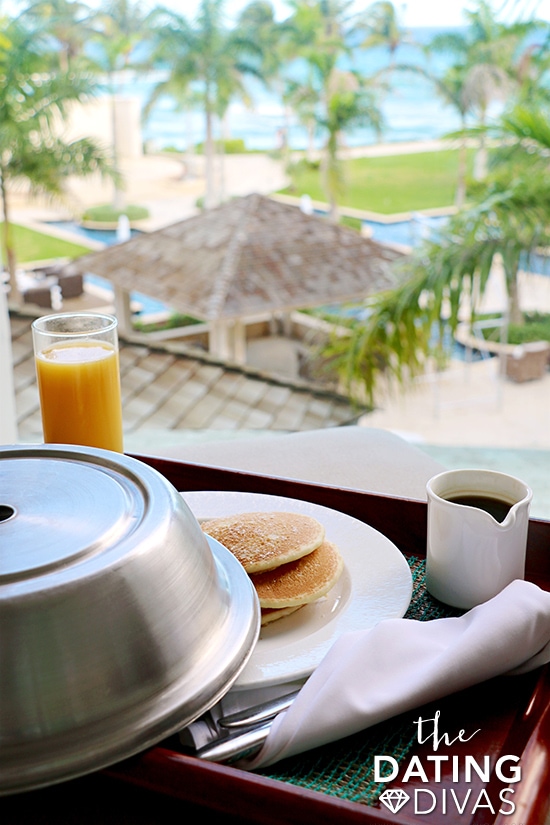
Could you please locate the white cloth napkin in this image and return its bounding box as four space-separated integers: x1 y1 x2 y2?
244 579 550 769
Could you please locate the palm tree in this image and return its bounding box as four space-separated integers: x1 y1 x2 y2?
148 0 262 210
321 69 383 221
362 0 408 65
282 0 386 221
236 1 292 162
513 19 550 107
399 1 545 207
20 0 94 71
90 0 149 75
0 19 117 303
429 0 539 180
429 65 473 207
326 102 550 403
284 77 318 160
88 0 149 210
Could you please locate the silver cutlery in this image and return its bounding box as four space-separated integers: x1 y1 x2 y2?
218 688 300 729
195 721 273 762
194 688 300 762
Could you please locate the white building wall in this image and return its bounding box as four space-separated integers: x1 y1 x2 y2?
64 97 143 159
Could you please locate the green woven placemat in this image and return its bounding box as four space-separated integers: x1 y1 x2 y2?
259 555 463 806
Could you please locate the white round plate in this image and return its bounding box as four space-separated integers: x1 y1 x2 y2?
181 491 412 690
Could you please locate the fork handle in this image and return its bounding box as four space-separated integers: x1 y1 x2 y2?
219 688 300 729
195 721 272 763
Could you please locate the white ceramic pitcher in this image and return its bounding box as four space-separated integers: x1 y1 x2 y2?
426 469 533 609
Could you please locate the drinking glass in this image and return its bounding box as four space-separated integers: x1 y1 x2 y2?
32 312 124 453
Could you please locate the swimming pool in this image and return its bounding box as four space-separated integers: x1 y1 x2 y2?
362 215 550 276
46 220 142 245
363 214 449 247
43 221 172 315
85 273 171 315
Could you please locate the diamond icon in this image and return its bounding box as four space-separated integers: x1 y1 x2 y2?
379 789 410 814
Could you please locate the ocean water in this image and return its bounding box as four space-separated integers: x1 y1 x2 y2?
116 27 470 152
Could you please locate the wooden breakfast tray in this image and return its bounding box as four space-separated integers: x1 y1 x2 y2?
106 455 550 825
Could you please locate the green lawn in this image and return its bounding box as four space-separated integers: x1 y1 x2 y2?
282 149 475 214
3 223 92 264
2 149 472 263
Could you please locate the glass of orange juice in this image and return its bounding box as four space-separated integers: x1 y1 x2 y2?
32 312 124 453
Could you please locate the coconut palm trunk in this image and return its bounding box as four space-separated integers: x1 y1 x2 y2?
456 142 468 208
474 108 489 181
323 129 340 223
109 72 125 212
0 170 21 305
455 117 469 208
204 95 216 209
502 251 523 326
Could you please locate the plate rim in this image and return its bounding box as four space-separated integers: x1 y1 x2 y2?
181 490 413 690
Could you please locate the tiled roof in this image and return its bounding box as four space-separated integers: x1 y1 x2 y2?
62 194 403 321
11 315 360 445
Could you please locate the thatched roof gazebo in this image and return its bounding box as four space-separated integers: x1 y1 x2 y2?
62 194 404 362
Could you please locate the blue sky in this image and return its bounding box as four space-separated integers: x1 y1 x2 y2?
5 0 550 28
182 0 550 27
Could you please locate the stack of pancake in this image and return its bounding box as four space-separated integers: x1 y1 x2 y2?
201 512 344 625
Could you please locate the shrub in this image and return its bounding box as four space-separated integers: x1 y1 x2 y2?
508 314 550 344
82 204 150 223
340 215 362 232
478 312 550 344
194 138 247 154
289 157 321 172
133 313 202 333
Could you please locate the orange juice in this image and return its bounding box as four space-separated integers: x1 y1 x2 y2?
35 341 123 452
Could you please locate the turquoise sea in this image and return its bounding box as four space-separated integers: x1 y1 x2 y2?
117 27 474 152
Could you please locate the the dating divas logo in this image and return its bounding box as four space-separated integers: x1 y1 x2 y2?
376 711 521 817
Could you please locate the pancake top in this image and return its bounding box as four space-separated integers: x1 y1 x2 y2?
201 511 325 573
250 540 344 607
